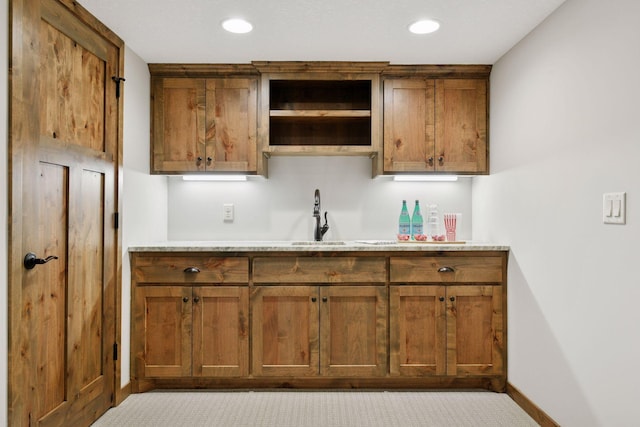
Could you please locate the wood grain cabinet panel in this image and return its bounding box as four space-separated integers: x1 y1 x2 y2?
133 256 249 284
383 78 488 174
383 79 435 172
390 286 446 376
252 285 387 377
135 286 193 378
320 286 387 377
251 286 320 376
253 256 386 283
446 285 504 377
151 76 258 174
134 285 249 379
193 287 249 377
390 256 503 283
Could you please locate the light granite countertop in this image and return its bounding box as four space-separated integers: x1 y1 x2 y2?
128 240 509 252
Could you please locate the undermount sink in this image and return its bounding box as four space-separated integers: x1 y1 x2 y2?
290 241 347 246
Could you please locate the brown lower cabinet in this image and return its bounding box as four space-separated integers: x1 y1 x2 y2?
131 251 506 391
134 285 249 379
251 285 387 377
390 284 503 378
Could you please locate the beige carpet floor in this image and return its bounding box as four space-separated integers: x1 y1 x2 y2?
92 390 539 427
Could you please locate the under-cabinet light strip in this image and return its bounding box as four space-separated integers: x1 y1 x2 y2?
182 175 247 182
393 175 458 182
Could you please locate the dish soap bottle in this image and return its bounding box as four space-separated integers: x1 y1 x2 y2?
398 200 411 239
411 200 424 240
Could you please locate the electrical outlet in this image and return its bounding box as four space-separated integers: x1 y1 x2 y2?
223 203 234 222
603 192 626 224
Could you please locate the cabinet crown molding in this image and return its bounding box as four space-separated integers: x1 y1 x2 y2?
252 61 390 74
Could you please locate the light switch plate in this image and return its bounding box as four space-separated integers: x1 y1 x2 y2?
603 192 626 224
223 203 234 222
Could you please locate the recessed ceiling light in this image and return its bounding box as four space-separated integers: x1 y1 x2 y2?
222 18 253 34
409 19 440 35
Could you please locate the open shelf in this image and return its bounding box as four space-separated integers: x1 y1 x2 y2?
268 79 373 147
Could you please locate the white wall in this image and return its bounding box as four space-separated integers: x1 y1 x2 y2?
168 157 472 242
473 0 640 425
121 46 168 387
1 0 8 423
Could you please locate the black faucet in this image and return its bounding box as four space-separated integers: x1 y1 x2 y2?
313 189 329 241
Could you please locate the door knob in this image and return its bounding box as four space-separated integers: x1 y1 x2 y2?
24 252 58 270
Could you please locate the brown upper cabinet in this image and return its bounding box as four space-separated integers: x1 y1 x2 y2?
150 64 259 174
149 63 490 176
254 61 387 176
383 65 491 174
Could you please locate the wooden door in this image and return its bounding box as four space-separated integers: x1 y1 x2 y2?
383 79 435 172
193 286 249 377
446 285 504 376
389 286 446 376
320 286 387 377
152 78 206 172
205 78 258 172
135 286 193 378
251 286 320 376
9 0 123 425
435 79 488 173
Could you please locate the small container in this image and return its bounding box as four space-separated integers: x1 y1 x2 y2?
426 204 441 241
444 213 458 242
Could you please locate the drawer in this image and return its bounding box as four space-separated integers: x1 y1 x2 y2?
390 256 503 283
133 255 249 284
253 257 386 283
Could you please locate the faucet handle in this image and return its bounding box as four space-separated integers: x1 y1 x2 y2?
321 211 330 236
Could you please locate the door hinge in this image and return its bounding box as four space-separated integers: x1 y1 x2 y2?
113 342 118 361
114 212 119 229
112 76 125 99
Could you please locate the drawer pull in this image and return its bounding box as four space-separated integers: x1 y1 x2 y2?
183 267 201 274
438 266 455 273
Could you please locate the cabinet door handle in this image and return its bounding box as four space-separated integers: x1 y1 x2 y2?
311 297 317 302
439 296 445 302
322 297 328 303
438 266 455 273
427 157 434 166
193 296 200 303
196 157 203 165
438 156 444 165
450 296 455 302
206 157 212 164
184 267 201 274
183 297 189 303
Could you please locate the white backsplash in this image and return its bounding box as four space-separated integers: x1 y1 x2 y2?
167 156 473 241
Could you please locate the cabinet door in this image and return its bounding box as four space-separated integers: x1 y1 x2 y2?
446 285 504 376
193 287 249 377
435 79 488 173
205 78 258 172
390 286 446 376
152 78 206 173
135 286 192 378
383 79 436 172
251 286 320 376
320 286 388 377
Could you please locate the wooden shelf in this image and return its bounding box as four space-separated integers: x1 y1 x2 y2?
264 145 378 157
270 110 371 118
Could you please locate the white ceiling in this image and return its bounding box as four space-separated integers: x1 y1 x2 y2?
79 0 566 65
